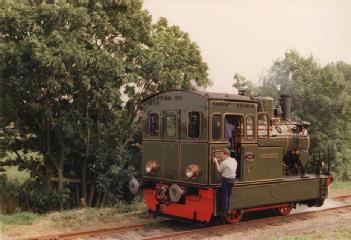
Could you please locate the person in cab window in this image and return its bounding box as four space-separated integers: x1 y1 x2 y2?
234 122 242 155
224 118 236 143
213 148 238 216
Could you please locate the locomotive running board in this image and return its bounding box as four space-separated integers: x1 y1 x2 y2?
242 203 292 213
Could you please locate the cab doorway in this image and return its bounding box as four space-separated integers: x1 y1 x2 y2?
224 114 243 179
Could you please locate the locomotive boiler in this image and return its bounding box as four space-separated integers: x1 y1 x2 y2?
129 90 332 223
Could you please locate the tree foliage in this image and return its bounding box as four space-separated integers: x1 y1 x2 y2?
256 50 351 180
232 73 253 91
0 0 209 210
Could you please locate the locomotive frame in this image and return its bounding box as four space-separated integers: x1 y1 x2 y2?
132 90 332 223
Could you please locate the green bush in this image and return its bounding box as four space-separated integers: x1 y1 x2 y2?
0 212 38 225
19 185 71 213
0 175 21 213
0 171 71 214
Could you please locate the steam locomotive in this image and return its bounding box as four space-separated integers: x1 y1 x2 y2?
129 90 332 223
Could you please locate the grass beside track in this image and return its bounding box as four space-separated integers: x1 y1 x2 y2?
1 202 151 239
329 180 351 198
330 181 351 190
0 212 39 225
0 201 147 225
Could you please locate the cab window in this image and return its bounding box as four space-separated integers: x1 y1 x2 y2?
165 113 177 137
212 114 222 140
188 112 200 138
149 113 159 136
246 115 255 141
258 114 269 138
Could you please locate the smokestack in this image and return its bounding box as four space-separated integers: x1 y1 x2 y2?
280 95 292 121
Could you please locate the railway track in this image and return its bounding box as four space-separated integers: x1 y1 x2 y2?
140 203 351 240
333 194 351 201
23 195 351 240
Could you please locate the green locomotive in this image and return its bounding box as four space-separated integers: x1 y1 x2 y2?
129 90 332 223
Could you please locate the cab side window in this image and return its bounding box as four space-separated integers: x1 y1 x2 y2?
188 112 201 138
149 113 159 136
212 114 222 140
165 113 177 137
258 114 269 138
246 115 255 141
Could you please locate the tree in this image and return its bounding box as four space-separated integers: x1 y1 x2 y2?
257 50 351 180
232 73 253 92
0 0 209 210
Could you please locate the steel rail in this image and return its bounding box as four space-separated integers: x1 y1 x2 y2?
332 194 351 200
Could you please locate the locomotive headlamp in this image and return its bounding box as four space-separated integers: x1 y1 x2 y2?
145 161 159 174
185 165 201 179
186 168 194 178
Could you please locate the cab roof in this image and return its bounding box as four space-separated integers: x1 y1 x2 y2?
142 90 253 102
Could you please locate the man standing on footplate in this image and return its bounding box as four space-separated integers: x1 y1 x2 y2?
213 148 238 216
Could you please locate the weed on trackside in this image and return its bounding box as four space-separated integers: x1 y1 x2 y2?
331 181 351 190
0 212 39 225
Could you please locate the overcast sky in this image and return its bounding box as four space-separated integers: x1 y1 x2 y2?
143 0 351 92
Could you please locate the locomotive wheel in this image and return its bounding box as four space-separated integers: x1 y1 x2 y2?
275 205 293 216
222 209 243 224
